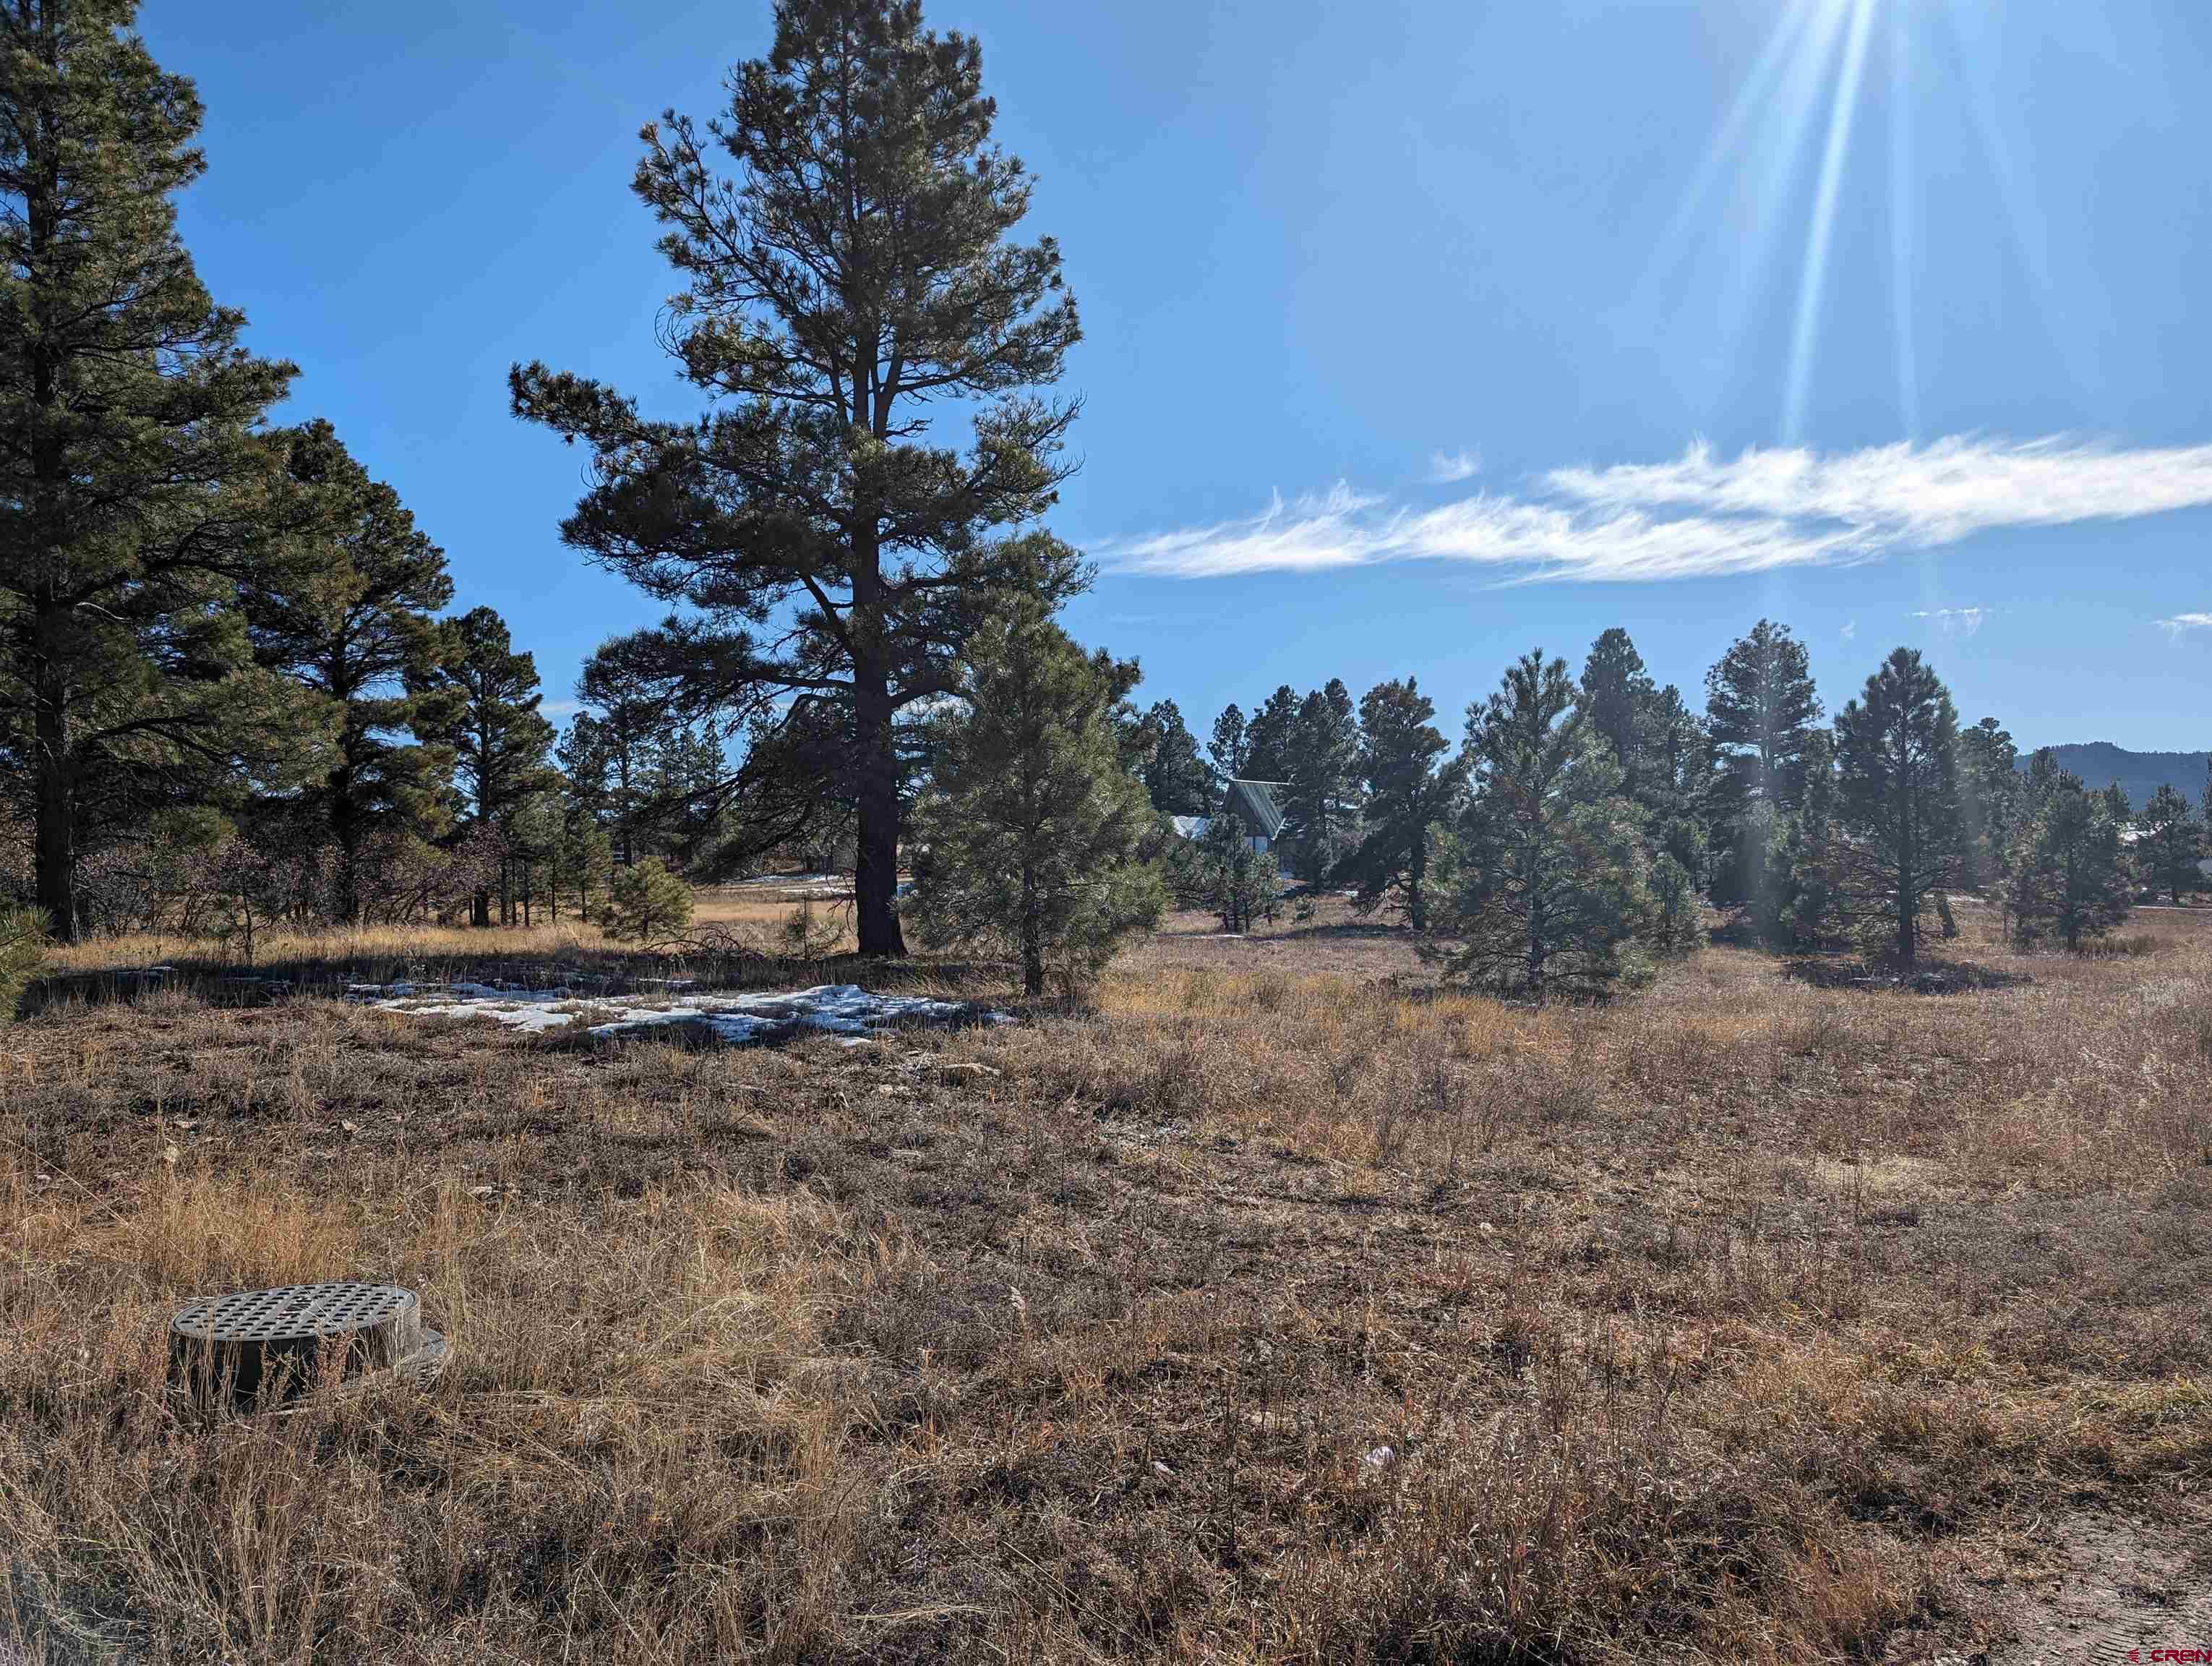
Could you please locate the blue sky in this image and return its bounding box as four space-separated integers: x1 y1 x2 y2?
145 1 2212 750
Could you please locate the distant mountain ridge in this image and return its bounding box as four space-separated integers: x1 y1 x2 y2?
2020 743 2209 812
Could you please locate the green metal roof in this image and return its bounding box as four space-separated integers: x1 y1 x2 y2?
1222 778 1287 839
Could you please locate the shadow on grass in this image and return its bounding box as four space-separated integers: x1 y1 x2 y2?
1780 957 2033 996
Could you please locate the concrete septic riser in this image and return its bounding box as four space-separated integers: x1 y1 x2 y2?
170 1281 449 1405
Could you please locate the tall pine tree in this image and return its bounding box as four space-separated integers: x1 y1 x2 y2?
1206 703 1248 793
1705 620 1822 918
0 0 319 937
1579 628 1658 796
1137 699 1211 817
248 422 454 923
910 610 1163 995
2005 773 2131 951
420 607 557 926
1285 678 1359 880
511 0 1084 957
2137 782 2205 905
1443 651 1656 1000
1955 717 2020 889
1335 678 1461 930
1241 685 1301 785
1832 648 1965 968
575 631 680 866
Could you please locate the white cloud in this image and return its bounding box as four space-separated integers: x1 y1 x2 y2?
1102 434 2212 584
1546 435 2212 546
542 699 583 719
1840 619 1857 641
1428 448 1483 484
2158 611 2212 635
1913 606 1990 638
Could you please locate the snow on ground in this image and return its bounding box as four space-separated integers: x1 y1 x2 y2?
348 981 1005 1045
718 872 913 897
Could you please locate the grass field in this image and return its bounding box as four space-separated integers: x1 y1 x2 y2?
4 896 2210 1662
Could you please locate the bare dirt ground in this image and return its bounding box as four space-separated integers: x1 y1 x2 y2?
3 897 2208 1662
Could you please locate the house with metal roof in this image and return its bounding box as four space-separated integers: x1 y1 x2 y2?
1170 779 1291 871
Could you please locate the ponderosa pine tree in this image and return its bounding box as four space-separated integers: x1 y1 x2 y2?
1832 648 1966 968
1201 812 1275 935
1334 677 1462 930
1286 679 1360 880
419 607 557 926
1579 628 1658 797
0 0 323 938
1241 685 1301 785
2137 782 2205 905
1138 700 1212 818
575 631 680 866
1639 683 1711 875
2006 773 2131 951
2020 746 2065 819
1955 717 2021 889
2101 779 2133 827
1706 621 1822 812
511 0 1084 957
247 422 454 923
1781 728 1841 947
909 610 1163 996
1206 704 1248 793
1442 651 1655 1000
1705 620 1821 915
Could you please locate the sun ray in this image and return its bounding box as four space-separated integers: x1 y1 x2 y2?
1889 0 1921 441
1631 0 1819 311
1707 0 1852 415
1783 0 1878 445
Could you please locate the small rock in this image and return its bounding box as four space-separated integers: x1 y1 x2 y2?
1153 1461 1174 1477
340 1120 360 1135
469 1184 497 1199
1365 1445 1396 1469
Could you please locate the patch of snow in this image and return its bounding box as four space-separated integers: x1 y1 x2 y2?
351 981 1007 1046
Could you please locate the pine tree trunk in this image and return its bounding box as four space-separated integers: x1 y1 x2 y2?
853 668 907 958
333 761 362 926
33 678 74 941
1021 866 1044 997
26 98 72 944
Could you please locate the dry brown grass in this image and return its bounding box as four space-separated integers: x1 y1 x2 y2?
4 897 2209 1661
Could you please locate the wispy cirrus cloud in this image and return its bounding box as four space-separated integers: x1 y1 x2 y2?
2157 611 2212 635
1427 448 1483 484
1102 435 2212 584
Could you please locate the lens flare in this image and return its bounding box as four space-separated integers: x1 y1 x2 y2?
1783 0 1877 445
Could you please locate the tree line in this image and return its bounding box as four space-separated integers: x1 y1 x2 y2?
0 0 1089 954
1120 619 2208 992
4 0 2200 1001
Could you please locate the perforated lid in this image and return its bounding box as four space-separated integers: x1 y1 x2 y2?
171 1281 415 1345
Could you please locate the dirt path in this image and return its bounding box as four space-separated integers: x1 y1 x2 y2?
1985 1511 2212 1665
